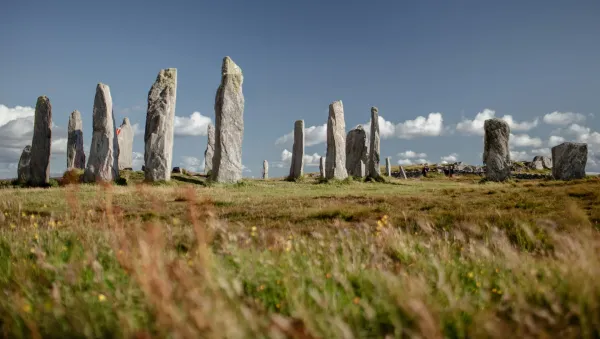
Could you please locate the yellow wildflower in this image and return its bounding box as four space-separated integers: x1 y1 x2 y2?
172 217 180 225
22 303 32 313
353 297 360 304
251 226 257 231
10 223 16 229
98 294 106 302
276 303 281 309
48 220 56 228
467 272 474 278
34 233 39 240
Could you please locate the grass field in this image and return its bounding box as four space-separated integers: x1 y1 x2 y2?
1 172 600 338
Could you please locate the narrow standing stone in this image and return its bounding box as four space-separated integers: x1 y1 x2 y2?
67 110 86 170
345 125 368 177
552 142 587 180
325 101 348 180
212 57 244 183
399 165 407 179
263 160 269 179
83 83 119 182
319 157 325 178
144 68 177 182
117 118 134 170
385 157 391 176
18 145 32 183
367 107 381 179
204 123 215 175
483 118 510 182
289 120 305 179
29 96 52 186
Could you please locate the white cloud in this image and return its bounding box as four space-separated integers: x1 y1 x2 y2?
173 112 212 137
397 158 429 166
304 153 322 167
440 153 459 163
397 150 427 158
565 124 600 145
509 133 543 148
51 138 68 154
395 113 444 139
363 116 397 139
278 149 322 167
132 151 144 170
531 148 551 156
543 111 586 125
548 136 565 147
510 151 531 161
0 104 35 127
180 156 204 172
242 165 251 173
456 109 538 136
131 123 143 136
281 149 292 162
275 123 327 147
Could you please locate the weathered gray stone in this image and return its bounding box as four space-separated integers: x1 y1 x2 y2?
263 160 268 179
367 107 381 178
117 118 134 170
532 155 552 169
552 142 587 180
67 110 85 170
345 125 368 177
18 145 32 183
289 120 304 179
29 96 52 186
319 157 325 178
385 157 391 176
399 165 407 179
212 57 244 183
83 83 119 182
530 159 544 170
325 101 348 180
204 123 215 175
483 118 510 182
144 68 177 182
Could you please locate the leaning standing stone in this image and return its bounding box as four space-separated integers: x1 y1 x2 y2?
483 118 510 182
29 96 52 186
263 160 269 179
319 157 325 178
552 142 587 180
367 107 381 179
83 83 119 182
117 118 134 170
67 110 86 170
212 57 244 183
289 120 304 179
17 145 32 183
204 123 215 175
144 68 177 182
399 165 407 179
345 125 368 177
385 157 391 176
325 100 348 180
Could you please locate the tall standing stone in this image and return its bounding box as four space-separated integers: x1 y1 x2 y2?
483 118 510 182
67 110 86 170
552 142 587 180
212 57 244 183
345 125 368 177
17 145 32 183
325 101 348 180
319 157 325 178
289 120 305 179
385 157 392 176
367 107 381 179
263 160 269 179
204 124 215 175
29 96 52 186
144 68 177 182
117 118 134 170
83 83 119 182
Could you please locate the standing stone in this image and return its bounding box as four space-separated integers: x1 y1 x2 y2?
17 145 32 183
399 165 407 179
117 118 134 170
345 125 368 177
325 101 348 180
144 68 177 182
385 157 391 176
212 57 244 183
483 118 510 182
319 157 325 178
289 120 305 179
29 96 52 186
204 124 215 175
532 155 552 169
552 142 587 180
367 107 381 179
263 160 269 179
67 110 86 170
83 83 119 182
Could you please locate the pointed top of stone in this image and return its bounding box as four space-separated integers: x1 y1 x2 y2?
484 118 510 132
97 83 110 91
330 100 343 107
371 107 378 114
354 125 365 131
70 110 81 118
122 117 131 126
222 57 242 76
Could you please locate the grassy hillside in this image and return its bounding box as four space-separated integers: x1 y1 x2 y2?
1 174 599 338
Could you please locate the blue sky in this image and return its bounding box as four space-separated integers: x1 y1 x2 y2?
2 0 600 178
